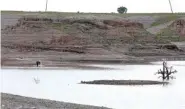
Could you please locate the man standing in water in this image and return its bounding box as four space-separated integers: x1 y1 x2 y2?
36 61 41 67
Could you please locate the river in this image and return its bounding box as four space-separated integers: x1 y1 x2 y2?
1 61 185 109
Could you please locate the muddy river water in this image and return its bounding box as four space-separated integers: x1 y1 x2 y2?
1 61 185 109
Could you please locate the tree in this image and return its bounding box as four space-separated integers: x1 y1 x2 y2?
155 60 177 81
117 6 127 14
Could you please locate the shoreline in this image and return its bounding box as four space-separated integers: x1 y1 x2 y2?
1 57 185 69
1 93 111 109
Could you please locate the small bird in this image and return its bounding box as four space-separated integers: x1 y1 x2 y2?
33 77 40 84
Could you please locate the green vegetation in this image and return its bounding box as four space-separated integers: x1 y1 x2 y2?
1 11 185 18
151 15 181 27
156 27 185 42
117 6 127 14
157 27 177 41
156 36 180 42
51 23 71 31
51 23 63 30
51 23 79 34
158 27 176 36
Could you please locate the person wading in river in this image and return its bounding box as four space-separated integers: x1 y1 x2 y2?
36 61 41 67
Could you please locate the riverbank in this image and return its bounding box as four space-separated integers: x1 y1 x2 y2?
1 56 185 69
1 93 111 109
1 12 185 68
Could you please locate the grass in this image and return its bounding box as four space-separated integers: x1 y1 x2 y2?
1 10 185 17
151 15 181 27
51 23 63 30
51 23 70 32
51 23 79 34
157 27 177 36
156 36 180 42
156 29 185 42
156 26 178 41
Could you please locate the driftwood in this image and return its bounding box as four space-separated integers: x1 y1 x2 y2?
155 61 177 81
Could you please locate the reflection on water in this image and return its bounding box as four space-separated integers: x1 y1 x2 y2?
1 61 185 109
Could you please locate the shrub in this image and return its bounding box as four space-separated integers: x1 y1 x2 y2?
117 6 127 14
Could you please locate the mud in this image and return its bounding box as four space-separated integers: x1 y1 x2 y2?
80 80 168 85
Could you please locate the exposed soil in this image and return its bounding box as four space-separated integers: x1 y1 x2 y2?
1 93 111 109
1 12 185 68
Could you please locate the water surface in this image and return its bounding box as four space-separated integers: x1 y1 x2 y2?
1 61 185 109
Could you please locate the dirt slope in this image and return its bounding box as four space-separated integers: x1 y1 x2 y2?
1 12 185 67
147 20 174 35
